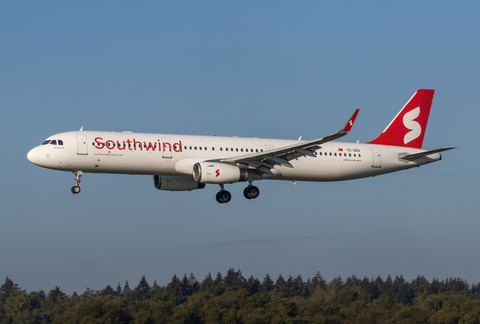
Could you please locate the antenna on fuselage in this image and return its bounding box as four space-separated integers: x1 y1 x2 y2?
79 127 84 131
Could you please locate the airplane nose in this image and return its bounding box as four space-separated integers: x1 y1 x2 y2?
27 148 39 165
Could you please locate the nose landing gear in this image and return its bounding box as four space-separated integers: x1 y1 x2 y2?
71 171 82 194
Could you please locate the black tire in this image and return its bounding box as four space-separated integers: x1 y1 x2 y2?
216 190 231 203
244 186 260 199
71 186 81 194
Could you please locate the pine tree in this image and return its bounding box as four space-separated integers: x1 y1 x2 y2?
0 277 20 305
362 276 380 301
382 274 393 297
101 285 115 297
310 271 327 291
247 276 261 294
189 273 200 294
200 273 214 291
223 268 245 291
124 280 131 293
151 280 165 296
166 274 182 297
134 275 151 301
305 278 311 297
214 272 223 287
275 274 287 294
180 274 191 296
47 286 65 301
116 282 123 296
260 274 274 293
292 275 305 297
285 276 294 296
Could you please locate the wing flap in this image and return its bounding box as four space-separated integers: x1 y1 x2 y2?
217 109 360 172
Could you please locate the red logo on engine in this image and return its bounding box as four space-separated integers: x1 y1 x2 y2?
215 169 220 177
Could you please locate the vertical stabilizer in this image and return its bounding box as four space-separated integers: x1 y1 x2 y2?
368 89 434 149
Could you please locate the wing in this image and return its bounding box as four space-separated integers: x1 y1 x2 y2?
215 109 360 174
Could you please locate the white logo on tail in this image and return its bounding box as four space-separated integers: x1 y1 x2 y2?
403 107 421 144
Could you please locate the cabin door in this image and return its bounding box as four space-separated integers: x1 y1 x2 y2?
76 134 88 155
371 147 382 168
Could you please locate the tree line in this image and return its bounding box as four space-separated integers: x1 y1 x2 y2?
1 269 480 323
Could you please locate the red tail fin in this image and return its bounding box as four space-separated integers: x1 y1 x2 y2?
368 89 435 149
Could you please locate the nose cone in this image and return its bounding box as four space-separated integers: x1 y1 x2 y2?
27 147 40 165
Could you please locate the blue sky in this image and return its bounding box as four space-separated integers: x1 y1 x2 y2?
1 1 478 294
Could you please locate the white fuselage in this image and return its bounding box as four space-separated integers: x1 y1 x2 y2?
27 131 441 182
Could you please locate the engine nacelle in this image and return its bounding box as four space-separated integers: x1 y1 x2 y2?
193 162 248 184
153 175 205 191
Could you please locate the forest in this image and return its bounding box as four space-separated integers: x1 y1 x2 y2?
1 269 480 323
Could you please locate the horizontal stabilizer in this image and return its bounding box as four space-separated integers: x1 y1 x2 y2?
402 147 457 160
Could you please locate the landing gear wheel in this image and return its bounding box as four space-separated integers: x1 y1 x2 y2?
216 190 232 204
243 186 260 199
72 171 83 194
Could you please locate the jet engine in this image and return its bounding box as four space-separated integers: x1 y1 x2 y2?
153 175 205 191
193 162 248 184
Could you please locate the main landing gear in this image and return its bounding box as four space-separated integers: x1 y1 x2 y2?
244 185 260 199
216 184 231 203
71 171 82 194
215 183 260 204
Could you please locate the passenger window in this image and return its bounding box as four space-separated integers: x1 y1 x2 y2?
212 147 215 151
334 153 337 156
220 148 223 151
329 152 332 156
205 147 207 150
359 154 361 157
226 148 228 151
189 146 192 150
236 148 238 152
199 147 202 150
194 146 197 150
250 149 253 152
319 152 322 156
241 148 243 152
261 149 263 152
184 146 187 150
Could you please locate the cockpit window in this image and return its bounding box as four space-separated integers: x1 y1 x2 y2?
41 139 63 145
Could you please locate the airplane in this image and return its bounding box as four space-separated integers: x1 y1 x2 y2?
27 89 455 203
